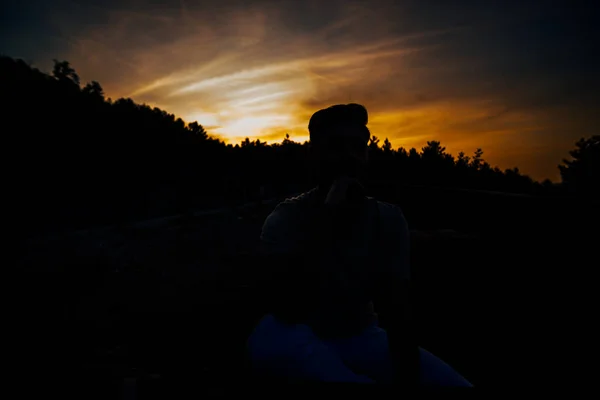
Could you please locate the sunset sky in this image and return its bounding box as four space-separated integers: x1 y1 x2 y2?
2 0 599 181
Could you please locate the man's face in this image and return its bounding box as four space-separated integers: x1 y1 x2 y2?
312 128 368 185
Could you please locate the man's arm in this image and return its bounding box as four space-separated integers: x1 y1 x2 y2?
373 205 418 385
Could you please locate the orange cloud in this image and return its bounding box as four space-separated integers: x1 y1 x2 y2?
51 0 598 182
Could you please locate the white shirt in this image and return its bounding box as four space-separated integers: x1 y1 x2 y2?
260 188 410 337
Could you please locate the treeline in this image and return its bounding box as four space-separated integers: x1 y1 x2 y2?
2 55 597 235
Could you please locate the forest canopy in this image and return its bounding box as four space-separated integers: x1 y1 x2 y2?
2 55 597 234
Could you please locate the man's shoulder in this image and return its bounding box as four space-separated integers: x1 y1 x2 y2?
371 198 406 219
370 198 409 235
280 188 320 207
268 188 319 218
269 193 406 223
261 189 318 239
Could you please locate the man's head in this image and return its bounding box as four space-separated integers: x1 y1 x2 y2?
308 103 370 188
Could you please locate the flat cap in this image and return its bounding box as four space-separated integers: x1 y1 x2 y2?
308 103 370 143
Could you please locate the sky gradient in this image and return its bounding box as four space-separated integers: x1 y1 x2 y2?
2 0 599 181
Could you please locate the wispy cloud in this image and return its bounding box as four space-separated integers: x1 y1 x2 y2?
36 0 599 181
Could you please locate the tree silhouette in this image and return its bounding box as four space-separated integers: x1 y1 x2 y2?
456 152 470 169
82 81 104 99
368 135 380 151
382 138 393 153
52 60 80 87
188 121 208 139
397 147 408 159
559 135 600 197
470 148 484 171
408 148 420 161
421 141 445 158
3 54 585 235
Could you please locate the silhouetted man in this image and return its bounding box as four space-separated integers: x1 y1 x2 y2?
248 104 471 386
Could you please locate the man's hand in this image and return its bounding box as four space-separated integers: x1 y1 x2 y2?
324 176 364 207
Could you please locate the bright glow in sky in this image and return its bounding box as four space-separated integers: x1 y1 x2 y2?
6 0 599 181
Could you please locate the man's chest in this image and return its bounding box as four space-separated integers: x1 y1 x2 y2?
290 207 377 262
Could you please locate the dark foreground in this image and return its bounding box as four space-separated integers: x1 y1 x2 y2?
17 185 598 394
